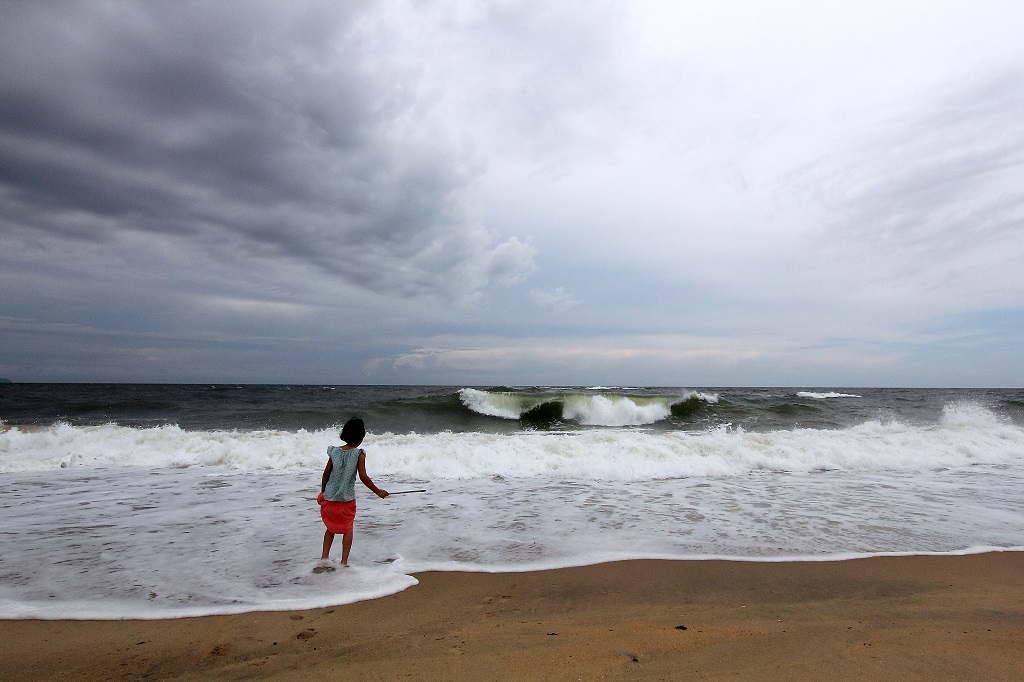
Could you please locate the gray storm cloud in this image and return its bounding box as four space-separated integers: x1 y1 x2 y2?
0 1 533 301
2 0 1022 385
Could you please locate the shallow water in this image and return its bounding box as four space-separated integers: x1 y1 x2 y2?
2 385 1023 618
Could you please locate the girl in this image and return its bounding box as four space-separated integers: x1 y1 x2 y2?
317 417 388 567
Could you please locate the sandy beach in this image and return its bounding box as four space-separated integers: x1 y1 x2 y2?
2 552 1021 681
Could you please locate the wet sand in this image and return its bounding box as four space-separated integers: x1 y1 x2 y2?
2 553 1022 680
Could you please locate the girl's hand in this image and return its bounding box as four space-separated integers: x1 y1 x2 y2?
377 489 389 498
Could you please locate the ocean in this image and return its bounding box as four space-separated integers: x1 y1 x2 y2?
2 384 1023 619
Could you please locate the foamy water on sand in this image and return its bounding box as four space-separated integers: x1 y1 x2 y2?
2 385 1023 618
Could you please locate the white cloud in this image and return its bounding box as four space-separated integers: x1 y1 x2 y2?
530 287 579 312
482 235 538 286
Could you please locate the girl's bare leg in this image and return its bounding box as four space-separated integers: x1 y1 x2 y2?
340 532 354 566
321 530 335 560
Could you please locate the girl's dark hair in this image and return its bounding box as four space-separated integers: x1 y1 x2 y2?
340 417 366 445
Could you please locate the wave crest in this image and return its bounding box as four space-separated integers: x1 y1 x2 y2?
3 401 1022 478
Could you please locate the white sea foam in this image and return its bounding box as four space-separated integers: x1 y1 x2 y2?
0 422 327 472
3 403 1021 478
561 394 671 426
796 391 862 399
2 402 1023 619
1 464 1022 620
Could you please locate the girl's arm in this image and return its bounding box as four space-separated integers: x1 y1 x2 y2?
357 452 389 498
320 459 333 493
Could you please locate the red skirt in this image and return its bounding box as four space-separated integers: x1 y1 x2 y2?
317 492 356 534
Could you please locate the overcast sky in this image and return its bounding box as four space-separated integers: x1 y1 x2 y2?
2 1 1022 386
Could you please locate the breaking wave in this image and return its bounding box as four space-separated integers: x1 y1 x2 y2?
458 388 718 427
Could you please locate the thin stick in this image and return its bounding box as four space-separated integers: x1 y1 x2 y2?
388 489 427 495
